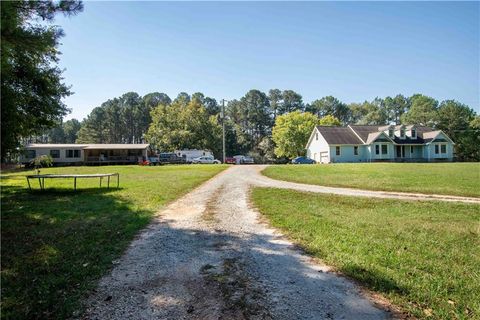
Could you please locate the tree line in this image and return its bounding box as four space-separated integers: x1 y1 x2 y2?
31 90 480 162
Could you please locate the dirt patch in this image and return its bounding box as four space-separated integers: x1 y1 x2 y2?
201 258 272 320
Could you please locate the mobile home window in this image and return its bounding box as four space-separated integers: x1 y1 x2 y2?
440 144 447 154
66 150 80 158
335 146 341 156
381 144 388 155
375 145 380 155
50 150 60 158
26 150 36 158
435 145 439 154
354 146 358 156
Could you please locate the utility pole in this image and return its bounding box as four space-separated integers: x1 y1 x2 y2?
221 99 226 164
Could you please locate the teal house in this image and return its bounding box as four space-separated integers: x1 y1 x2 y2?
306 125 455 163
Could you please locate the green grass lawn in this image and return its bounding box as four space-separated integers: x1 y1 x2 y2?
252 188 480 319
262 163 480 197
0 164 227 320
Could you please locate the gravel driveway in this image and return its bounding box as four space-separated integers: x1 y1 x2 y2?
82 165 399 319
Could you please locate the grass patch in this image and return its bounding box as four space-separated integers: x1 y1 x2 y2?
251 187 480 319
1 164 227 319
262 163 480 197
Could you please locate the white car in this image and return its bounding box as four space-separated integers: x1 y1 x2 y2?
192 156 221 164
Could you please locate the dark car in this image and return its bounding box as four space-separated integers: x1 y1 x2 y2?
291 156 316 164
158 152 186 164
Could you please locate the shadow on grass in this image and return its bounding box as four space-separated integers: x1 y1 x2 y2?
342 264 409 296
1 185 153 320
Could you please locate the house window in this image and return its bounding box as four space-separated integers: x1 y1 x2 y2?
411 129 416 139
410 146 414 154
354 146 358 156
381 144 388 155
316 133 318 141
388 128 394 138
50 150 60 158
66 150 80 158
375 145 380 155
435 145 439 154
400 128 405 138
335 146 341 156
26 150 36 158
441 144 447 154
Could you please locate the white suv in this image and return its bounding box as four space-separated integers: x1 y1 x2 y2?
192 156 221 164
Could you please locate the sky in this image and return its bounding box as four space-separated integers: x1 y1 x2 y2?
54 1 480 120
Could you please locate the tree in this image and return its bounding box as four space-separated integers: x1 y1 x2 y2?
306 96 350 124
76 107 107 143
280 90 304 114
1 0 83 161
384 94 410 124
63 119 81 143
458 116 480 161
192 92 219 115
319 115 341 126
272 111 319 159
350 99 388 125
145 98 222 157
401 94 438 126
436 100 477 161
239 89 272 147
174 92 191 105
268 89 283 120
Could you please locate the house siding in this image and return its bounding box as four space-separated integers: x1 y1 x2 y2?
329 145 366 163
306 129 330 163
20 147 84 164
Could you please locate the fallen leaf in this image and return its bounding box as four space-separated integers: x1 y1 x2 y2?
423 308 433 317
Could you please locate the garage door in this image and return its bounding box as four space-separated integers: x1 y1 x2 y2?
320 152 328 163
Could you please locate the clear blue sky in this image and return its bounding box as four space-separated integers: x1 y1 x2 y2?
56 1 479 120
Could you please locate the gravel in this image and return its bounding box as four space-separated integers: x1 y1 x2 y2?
80 165 396 319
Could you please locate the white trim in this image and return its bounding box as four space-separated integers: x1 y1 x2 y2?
305 127 320 149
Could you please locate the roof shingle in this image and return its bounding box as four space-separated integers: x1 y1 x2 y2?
316 126 363 145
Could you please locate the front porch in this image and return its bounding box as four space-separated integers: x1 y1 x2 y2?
84 149 145 165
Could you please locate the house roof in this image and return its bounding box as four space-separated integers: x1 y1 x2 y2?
25 143 149 150
365 132 390 144
348 125 380 142
315 126 363 145
421 130 442 143
312 125 452 147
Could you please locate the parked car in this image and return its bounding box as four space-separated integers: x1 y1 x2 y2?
225 157 236 164
148 156 161 166
233 155 255 164
158 152 186 164
192 156 221 164
291 156 316 164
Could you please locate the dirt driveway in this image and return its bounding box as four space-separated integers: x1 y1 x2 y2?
82 165 400 319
